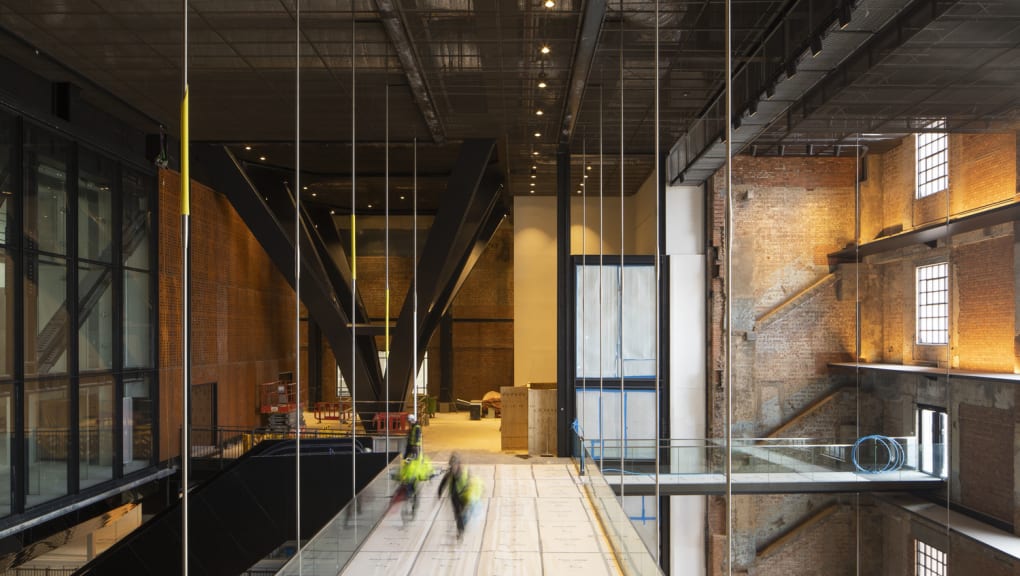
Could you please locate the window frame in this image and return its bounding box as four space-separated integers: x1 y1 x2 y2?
916 119 949 199
915 538 947 575
916 262 949 346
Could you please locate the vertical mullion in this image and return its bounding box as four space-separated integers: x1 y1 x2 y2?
12 115 24 514
112 162 124 479
68 140 79 496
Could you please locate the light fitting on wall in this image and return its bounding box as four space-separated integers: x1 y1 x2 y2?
839 1 852 29
810 36 823 57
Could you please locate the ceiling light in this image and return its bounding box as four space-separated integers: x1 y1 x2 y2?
330 209 336 215
544 0 555 7
367 203 373 209
536 109 544 116
312 192 317 197
583 174 588 179
303 185 308 190
576 189 581 194
530 190 535 194
531 174 536 179
534 132 542 137
586 165 592 171
259 155 267 161
244 145 252 151
400 195 406 200
530 182 535 187
533 151 540 156
538 79 547 89
540 45 550 55
532 165 537 170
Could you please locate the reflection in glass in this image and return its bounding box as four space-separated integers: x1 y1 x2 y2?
0 249 11 379
25 254 68 375
0 110 14 247
576 263 656 378
123 375 153 473
24 125 69 255
122 168 151 269
78 149 115 263
79 375 114 488
0 383 10 517
124 270 151 369
25 379 69 507
78 262 113 371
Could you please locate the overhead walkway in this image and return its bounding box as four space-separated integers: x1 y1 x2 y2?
278 458 662 575
583 438 946 496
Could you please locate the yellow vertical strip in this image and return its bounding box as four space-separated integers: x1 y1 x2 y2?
351 213 357 280
181 85 190 215
385 288 390 349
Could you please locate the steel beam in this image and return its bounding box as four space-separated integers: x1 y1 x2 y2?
386 139 502 405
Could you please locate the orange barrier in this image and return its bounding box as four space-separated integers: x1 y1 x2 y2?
372 411 408 433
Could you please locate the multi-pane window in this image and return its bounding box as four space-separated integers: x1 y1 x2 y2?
916 539 947 576
917 263 948 345
916 119 949 199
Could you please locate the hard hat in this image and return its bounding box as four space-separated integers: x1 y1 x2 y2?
407 413 417 424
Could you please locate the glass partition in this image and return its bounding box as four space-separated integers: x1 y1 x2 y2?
0 382 11 517
123 375 154 473
25 378 69 506
24 253 69 376
78 261 114 371
79 375 114 488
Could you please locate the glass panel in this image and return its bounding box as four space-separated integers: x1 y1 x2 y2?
0 383 11 517
622 266 655 377
123 270 151 369
25 379 69 507
24 254 68 376
0 249 11 379
123 375 153 473
79 375 114 488
78 261 114 371
122 168 151 269
77 149 115 263
24 125 69 255
0 111 14 247
576 265 620 378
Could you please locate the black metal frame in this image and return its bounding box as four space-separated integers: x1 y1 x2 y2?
0 100 159 521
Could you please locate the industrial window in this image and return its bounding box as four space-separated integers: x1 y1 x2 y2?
917 406 948 478
915 539 947 576
916 119 949 199
916 263 948 345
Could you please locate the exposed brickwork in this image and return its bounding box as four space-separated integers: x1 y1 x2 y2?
752 504 855 576
959 403 1014 523
159 170 297 459
955 235 1014 371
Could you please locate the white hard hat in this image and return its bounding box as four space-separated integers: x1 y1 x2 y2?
407 413 417 424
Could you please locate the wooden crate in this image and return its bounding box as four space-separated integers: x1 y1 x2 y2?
500 386 529 451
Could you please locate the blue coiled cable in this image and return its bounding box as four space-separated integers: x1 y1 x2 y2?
851 434 906 473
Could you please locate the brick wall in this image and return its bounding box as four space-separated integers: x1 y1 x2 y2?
752 505 855 576
159 170 297 459
955 235 1014 371
959 403 1014 523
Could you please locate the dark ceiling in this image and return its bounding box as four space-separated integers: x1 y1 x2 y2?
0 0 1016 214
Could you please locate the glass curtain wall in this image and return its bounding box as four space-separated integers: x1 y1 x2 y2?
0 107 156 516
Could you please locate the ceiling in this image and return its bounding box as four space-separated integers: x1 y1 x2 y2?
0 0 1016 214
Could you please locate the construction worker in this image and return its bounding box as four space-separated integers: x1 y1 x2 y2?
437 453 481 540
404 413 422 459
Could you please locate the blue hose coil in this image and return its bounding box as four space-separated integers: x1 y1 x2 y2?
851 435 906 473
